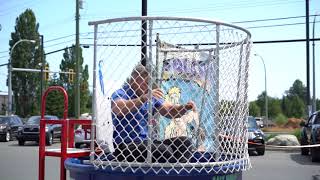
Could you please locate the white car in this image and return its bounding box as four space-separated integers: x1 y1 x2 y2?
74 125 91 148
74 115 91 148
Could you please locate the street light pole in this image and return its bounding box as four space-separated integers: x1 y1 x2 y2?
8 39 36 115
254 53 268 127
312 14 318 112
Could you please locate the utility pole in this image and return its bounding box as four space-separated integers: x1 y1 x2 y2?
312 14 318 112
141 0 147 66
40 35 44 111
306 0 311 116
75 0 80 118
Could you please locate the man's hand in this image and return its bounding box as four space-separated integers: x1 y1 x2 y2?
185 101 197 111
141 88 164 102
151 88 164 99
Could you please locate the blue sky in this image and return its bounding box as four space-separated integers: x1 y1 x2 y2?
0 0 319 101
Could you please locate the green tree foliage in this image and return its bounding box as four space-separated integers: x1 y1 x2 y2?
256 91 282 118
59 46 89 117
256 91 267 116
45 73 64 118
249 101 260 117
286 79 307 104
9 9 43 117
283 95 305 118
282 79 306 118
274 113 287 126
268 98 282 119
80 65 90 113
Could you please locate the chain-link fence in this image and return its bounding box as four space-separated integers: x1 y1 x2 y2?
89 17 251 175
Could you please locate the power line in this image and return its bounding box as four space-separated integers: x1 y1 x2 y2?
1 14 317 54
44 34 75 43
1 14 319 57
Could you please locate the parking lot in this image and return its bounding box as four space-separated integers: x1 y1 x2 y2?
0 141 319 180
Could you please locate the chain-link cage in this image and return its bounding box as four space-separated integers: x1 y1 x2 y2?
89 17 252 175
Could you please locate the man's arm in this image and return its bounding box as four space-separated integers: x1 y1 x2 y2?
158 101 196 119
111 96 147 117
112 88 164 117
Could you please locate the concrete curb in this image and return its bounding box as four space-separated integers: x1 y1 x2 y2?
265 146 300 152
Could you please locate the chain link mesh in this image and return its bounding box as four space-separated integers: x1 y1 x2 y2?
89 17 251 175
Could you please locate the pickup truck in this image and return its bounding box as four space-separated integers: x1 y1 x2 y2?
300 111 320 162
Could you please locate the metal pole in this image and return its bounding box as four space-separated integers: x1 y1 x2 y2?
8 39 36 115
254 54 268 127
40 35 44 112
141 0 147 66
75 0 80 118
306 0 311 115
312 14 317 112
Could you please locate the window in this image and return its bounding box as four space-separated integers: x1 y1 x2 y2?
314 114 320 124
308 114 316 126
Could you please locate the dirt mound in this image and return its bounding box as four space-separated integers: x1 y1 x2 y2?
284 118 303 128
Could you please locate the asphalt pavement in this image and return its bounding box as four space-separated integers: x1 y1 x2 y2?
0 141 319 180
243 150 320 180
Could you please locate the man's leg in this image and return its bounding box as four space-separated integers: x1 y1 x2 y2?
163 136 193 163
151 140 173 163
114 141 176 163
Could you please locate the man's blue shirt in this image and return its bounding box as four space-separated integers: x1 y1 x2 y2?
111 84 164 144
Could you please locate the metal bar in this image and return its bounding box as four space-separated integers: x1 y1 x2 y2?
141 0 148 66
87 16 251 37
196 50 212 148
147 19 153 163
214 24 220 160
155 33 160 85
80 38 320 48
159 48 215 53
93 157 248 168
90 24 98 163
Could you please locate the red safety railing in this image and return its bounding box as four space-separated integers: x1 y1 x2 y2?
38 86 91 180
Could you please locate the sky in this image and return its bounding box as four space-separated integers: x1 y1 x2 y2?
0 0 319 102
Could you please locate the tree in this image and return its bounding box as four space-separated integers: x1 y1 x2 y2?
287 96 305 118
286 79 307 104
46 73 64 118
249 101 260 117
282 79 306 118
9 9 42 117
59 46 89 117
268 98 282 119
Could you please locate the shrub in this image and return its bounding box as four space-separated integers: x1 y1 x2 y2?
275 113 288 126
292 128 302 141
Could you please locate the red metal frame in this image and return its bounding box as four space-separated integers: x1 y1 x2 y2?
38 86 91 180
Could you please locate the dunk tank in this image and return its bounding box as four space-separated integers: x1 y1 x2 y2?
64 16 252 180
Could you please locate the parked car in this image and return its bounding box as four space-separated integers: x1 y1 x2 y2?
17 115 60 146
74 115 91 148
74 125 91 148
0 115 23 142
254 117 264 128
300 111 320 162
247 116 265 155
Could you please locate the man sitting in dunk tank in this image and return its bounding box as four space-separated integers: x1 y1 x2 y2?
111 64 196 163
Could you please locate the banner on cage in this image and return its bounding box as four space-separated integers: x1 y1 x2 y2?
159 56 217 152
